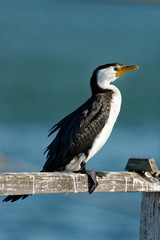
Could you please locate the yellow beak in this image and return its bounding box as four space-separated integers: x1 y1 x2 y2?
115 65 139 77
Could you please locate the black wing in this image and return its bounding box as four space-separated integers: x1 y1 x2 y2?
43 95 109 172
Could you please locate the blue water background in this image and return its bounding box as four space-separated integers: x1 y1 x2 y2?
0 0 160 239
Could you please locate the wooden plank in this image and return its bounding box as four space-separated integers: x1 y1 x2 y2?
139 192 160 240
124 158 160 240
125 158 158 172
0 171 160 196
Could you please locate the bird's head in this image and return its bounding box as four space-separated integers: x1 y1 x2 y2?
90 63 139 94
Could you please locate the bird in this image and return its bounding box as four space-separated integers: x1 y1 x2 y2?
3 62 138 202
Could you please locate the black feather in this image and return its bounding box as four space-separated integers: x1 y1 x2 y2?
3 194 29 203
43 91 113 172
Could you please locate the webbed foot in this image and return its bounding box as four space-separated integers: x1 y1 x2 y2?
74 162 106 194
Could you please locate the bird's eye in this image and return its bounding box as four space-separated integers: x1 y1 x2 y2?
114 67 118 71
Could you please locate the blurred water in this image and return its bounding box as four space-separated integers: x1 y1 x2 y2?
0 0 160 240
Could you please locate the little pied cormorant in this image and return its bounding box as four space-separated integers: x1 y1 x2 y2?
3 63 138 202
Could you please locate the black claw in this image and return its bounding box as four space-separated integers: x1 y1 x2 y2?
74 161 101 194
88 171 98 194
95 171 107 177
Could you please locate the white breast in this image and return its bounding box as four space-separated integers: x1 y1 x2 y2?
86 86 122 161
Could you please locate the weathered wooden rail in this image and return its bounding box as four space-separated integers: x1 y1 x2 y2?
0 158 160 240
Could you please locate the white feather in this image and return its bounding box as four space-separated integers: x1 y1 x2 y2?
97 66 118 89
65 153 86 171
86 85 121 161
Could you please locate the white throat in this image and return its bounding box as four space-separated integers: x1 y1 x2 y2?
97 67 118 89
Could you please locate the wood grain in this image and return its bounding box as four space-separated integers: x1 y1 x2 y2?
0 171 160 196
140 192 160 240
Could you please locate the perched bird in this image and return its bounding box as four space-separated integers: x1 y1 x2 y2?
3 63 138 202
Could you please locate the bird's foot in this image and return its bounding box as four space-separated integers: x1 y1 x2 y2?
86 170 98 194
87 171 107 193
74 162 106 194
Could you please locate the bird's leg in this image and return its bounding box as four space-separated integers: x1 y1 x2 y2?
74 161 105 194
81 161 98 194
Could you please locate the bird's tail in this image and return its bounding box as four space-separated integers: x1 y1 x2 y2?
2 194 29 203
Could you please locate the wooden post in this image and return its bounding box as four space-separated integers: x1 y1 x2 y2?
126 158 160 240
140 192 160 240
